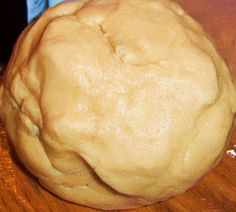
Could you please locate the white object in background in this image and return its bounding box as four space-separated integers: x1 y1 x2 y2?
48 0 66 7
26 0 47 23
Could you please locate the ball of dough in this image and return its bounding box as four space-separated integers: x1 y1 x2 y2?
0 0 236 210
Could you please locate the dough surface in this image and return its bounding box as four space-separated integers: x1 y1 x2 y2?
0 0 236 210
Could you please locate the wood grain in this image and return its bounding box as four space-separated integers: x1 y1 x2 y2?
0 1 236 211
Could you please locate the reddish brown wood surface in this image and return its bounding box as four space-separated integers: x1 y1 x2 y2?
0 1 236 211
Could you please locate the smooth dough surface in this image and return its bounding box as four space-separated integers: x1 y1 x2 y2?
0 0 236 210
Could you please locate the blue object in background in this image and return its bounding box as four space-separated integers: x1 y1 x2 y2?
26 0 48 23
26 0 68 23
48 0 66 7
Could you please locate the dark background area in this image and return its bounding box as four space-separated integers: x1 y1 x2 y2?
0 1 28 65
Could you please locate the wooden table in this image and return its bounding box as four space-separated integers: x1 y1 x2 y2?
0 1 236 211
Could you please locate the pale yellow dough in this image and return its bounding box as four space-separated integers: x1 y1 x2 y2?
0 0 236 210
